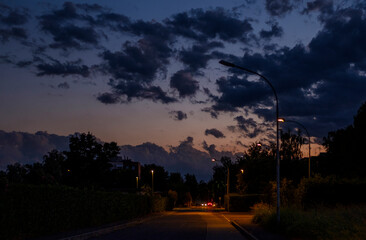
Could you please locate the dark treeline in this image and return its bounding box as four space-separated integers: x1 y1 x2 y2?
0 133 210 207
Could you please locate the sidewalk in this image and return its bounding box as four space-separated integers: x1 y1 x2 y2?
222 212 290 240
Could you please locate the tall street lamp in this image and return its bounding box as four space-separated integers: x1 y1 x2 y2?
278 118 311 178
151 170 154 194
219 60 281 223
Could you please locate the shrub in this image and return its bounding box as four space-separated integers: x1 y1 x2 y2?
0 184 152 240
224 193 264 212
295 175 366 208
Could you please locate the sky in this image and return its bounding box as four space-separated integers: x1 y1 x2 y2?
0 0 366 180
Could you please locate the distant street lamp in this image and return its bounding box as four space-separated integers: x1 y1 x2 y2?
219 60 281 223
136 176 139 189
151 170 154 194
278 118 311 178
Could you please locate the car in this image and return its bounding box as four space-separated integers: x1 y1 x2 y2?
207 202 213 207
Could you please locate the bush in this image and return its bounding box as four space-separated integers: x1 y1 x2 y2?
252 204 366 240
224 193 264 212
0 184 152 240
152 195 168 212
296 175 366 208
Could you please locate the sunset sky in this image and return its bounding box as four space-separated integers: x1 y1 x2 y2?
1 0 365 180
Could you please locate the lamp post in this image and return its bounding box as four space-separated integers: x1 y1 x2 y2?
151 170 154 194
278 118 311 178
219 60 281 223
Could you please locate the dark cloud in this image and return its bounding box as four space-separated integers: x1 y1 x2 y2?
204 128 225 138
165 7 254 43
170 70 199 98
213 7 366 139
96 92 120 104
259 21 283 40
38 2 100 49
121 136 214 180
170 110 188 121
0 130 69 170
179 41 224 72
1 10 28 25
210 75 271 112
98 79 177 104
265 0 296 17
102 37 171 84
36 59 90 77
202 107 219 119
230 116 265 138
301 0 333 15
75 3 105 12
57 82 70 89
0 27 27 41
202 141 235 160
96 12 130 31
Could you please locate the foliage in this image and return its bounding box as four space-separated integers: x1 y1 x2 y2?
295 175 366 209
322 101 366 177
0 184 151 240
252 204 366 240
63 133 120 188
280 129 305 161
224 193 264 212
236 143 275 194
151 195 169 212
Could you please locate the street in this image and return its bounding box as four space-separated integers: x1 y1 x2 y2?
88 210 247 240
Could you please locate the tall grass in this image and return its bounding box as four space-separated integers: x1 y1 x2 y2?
252 203 366 240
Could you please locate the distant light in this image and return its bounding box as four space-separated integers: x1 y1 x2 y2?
257 143 262 147
241 169 244 174
211 158 216 162
67 169 71 172
278 118 285 122
151 170 154 173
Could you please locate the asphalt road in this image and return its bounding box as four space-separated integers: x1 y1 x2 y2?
88 210 247 240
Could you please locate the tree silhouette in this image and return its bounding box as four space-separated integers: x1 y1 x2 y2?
323 101 366 177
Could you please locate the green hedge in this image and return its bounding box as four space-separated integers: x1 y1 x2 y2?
296 176 366 208
224 193 264 212
0 184 152 240
152 195 168 212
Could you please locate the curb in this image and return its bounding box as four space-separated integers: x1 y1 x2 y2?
222 215 259 240
59 212 173 240
230 220 259 240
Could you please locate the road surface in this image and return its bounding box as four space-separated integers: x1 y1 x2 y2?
89 210 247 240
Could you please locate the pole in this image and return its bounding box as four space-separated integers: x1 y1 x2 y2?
151 170 154 194
226 167 230 195
136 177 139 189
219 60 280 223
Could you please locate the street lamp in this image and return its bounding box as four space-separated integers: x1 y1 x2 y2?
136 177 139 189
219 60 281 223
278 118 311 178
151 170 154 194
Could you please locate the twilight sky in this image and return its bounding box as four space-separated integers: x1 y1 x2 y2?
0 0 365 180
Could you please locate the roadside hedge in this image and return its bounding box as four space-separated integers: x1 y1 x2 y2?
0 184 152 239
224 193 264 212
296 176 366 208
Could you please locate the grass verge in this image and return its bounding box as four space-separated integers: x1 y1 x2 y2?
252 203 366 240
